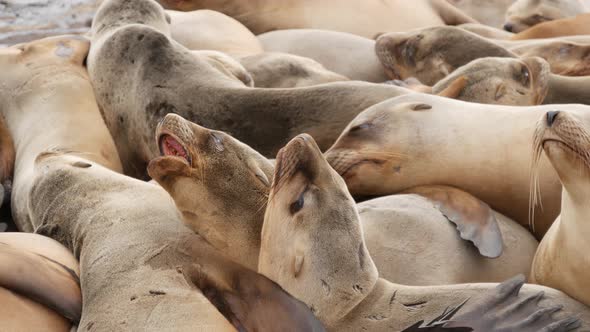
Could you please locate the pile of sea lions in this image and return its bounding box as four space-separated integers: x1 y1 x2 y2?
2 0 590 330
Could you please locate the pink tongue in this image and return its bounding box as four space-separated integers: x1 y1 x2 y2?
163 135 187 159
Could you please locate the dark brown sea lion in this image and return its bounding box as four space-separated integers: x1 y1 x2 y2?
87 0 408 179
259 133 585 331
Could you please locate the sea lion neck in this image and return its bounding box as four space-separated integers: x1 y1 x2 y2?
544 74 590 105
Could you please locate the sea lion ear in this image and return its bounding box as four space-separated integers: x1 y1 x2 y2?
437 76 467 99
410 103 433 111
403 185 504 258
248 160 270 187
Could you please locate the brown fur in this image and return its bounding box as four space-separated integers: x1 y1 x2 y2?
88 0 408 179
511 41 590 76
0 116 14 206
260 134 588 331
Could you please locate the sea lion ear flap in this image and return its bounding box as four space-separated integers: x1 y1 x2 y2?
436 76 467 99
403 185 504 258
248 160 270 187
444 275 581 331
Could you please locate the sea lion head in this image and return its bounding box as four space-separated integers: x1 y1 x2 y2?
532 110 590 202
260 134 378 327
91 0 171 38
147 113 273 269
375 26 516 85
514 41 590 77
432 56 550 105
504 0 585 33
0 35 90 93
325 99 436 196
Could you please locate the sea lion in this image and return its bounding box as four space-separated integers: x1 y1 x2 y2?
149 113 539 284
167 9 263 57
87 0 408 179
448 0 515 28
239 52 349 88
503 0 588 33
28 151 323 332
258 29 388 83
511 13 590 40
0 232 81 331
458 23 515 39
431 56 550 106
510 40 590 76
191 50 254 87
155 0 477 39
530 110 590 307
0 35 123 232
544 74 590 105
376 26 590 84
259 133 586 331
323 94 590 239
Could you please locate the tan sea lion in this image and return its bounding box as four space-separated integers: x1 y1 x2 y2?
239 52 348 88
258 29 388 83
155 0 477 39
376 26 590 85
511 13 590 39
431 56 550 106
0 35 123 232
323 94 590 239
167 9 263 56
448 0 515 28
88 0 408 179
28 152 323 332
259 133 586 331
510 40 590 76
503 0 588 33
530 110 590 307
148 113 538 284
0 232 81 331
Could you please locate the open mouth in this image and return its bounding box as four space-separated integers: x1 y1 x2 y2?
158 132 191 165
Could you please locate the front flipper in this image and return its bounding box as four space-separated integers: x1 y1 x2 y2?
403 275 580 331
403 185 503 258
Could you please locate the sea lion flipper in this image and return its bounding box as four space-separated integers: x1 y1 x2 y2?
0 115 15 207
0 243 81 323
445 275 580 331
403 185 503 258
436 76 467 99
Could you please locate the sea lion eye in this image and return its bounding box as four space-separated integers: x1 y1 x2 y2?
290 192 305 214
521 66 530 86
210 133 224 152
349 123 371 133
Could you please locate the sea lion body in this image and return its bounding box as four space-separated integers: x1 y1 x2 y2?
448 0 515 28
239 52 349 88
259 29 388 83
150 114 538 285
511 40 590 76
88 0 407 178
260 134 589 331
530 110 590 307
0 35 122 232
504 0 588 33
167 9 263 56
156 0 476 39
512 13 590 40
324 94 590 239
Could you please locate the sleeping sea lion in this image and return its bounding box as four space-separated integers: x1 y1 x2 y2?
0 233 81 331
323 94 590 239
148 113 538 284
458 23 515 39
259 133 586 331
155 0 477 39
447 0 515 28
510 40 590 76
0 35 123 232
167 9 263 56
530 110 590 307
27 150 324 332
258 29 388 83
239 52 348 88
431 56 550 106
87 0 408 179
511 13 590 40
503 0 588 33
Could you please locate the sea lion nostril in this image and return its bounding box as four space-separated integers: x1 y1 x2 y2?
546 111 560 126
503 23 514 32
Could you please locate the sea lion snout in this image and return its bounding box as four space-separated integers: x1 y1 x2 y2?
546 110 560 126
